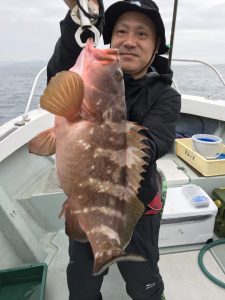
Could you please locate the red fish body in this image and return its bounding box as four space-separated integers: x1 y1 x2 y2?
29 39 148 275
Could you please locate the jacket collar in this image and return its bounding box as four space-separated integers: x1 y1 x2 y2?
124 55 173 86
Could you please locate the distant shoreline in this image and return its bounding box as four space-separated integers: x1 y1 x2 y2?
0 61 47 67
0 61 225 67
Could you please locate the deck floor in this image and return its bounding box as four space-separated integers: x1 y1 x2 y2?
44 231 225 300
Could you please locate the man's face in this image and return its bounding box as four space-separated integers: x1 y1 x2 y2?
111 11 158 79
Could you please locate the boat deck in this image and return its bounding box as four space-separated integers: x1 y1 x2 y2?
1 111 225 299
44 231 225 300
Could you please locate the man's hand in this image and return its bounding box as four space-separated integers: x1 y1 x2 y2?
64 0 76 10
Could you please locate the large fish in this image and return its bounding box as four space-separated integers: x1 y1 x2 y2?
29 38 148 275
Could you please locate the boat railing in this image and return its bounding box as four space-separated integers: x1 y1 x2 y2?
15 66 47 126
15 59 225 126
172 58 225 95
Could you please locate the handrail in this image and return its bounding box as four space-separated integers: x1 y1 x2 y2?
171 80 180 94
14 59 225 126
172 59 225 94
15 66 47 126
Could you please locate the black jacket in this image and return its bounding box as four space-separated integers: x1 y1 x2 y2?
47 12 181 207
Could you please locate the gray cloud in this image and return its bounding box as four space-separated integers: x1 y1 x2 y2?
0 0 67 61
157 0 225 63
0 0 225 63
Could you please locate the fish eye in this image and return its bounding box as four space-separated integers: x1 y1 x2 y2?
113 69 123 82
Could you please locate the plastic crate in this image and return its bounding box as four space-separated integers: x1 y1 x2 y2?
175 138 225 177
0 263 47 300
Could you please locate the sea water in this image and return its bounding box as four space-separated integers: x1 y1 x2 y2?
0 62 47 125
0 62 225 125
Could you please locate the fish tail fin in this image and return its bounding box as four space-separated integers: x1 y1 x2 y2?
93 250 145 275
40 71 84 121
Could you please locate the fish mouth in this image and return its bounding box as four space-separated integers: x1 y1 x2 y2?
86 38 119 62
119 52 138 58
94 48 119 62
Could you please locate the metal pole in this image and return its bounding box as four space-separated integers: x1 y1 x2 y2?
168 0 179 68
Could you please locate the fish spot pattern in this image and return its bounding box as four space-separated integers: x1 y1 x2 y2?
87 225 121 245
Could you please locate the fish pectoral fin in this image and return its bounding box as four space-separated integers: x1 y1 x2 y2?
62 198 88 242
81 98 99 122
58 200 68 218
28 128 56 156
41 71 84 121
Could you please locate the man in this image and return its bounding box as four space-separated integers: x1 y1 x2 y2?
47 1 181 299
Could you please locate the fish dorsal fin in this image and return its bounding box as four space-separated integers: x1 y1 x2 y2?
126 121 149 197
40 71 84 121
28 128 56 156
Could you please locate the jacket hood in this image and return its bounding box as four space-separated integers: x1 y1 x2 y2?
150 55 173 84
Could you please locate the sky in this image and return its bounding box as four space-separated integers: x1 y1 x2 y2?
1 0 225 64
